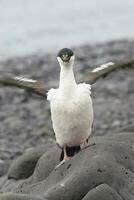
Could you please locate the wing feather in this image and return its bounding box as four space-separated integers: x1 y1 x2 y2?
83 59 134 85
0 75 46 97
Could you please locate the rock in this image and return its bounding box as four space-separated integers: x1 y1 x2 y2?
0 193 44 200
31 146 61 183
8 144 53 180
0 160 11 177
0 130 134 200
116 124 134 133
82 184 123 200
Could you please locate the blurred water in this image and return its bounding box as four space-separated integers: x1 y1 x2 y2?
0 0 134 59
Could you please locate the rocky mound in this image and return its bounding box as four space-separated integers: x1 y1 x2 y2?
0 127 134 200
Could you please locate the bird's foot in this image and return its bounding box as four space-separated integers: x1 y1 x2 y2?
55 156 71 170
80 138 96 150
64 155 72 161
80 139 89 150
55 160 66 169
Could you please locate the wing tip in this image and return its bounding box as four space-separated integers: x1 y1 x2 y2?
14 76 37 83
92 62 115 73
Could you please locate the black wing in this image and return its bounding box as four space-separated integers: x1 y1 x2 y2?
83 60 134 85
0 59 134 97
0 75 47 97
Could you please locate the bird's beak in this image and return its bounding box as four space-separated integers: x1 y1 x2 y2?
61 54 70 62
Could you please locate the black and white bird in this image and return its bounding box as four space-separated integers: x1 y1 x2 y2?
0 48 133 164
47 48 94 162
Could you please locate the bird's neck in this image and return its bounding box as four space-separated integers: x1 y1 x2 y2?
59 64 76 96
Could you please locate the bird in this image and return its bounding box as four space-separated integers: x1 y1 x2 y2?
47 48 93 162
0 49 133 164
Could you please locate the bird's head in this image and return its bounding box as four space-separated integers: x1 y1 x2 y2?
57 48 75 67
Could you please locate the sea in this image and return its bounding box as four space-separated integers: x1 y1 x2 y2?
0 0 134 59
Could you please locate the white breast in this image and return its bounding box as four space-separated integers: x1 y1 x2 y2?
47 83 93 147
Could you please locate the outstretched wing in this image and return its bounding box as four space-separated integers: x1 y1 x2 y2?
83 59 134 85
0 59 134 97
0 75 47 97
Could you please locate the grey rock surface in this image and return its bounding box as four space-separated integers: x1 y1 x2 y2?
82 184 123 200
8 144 54 180
0 129 134 200
0 193 44 200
